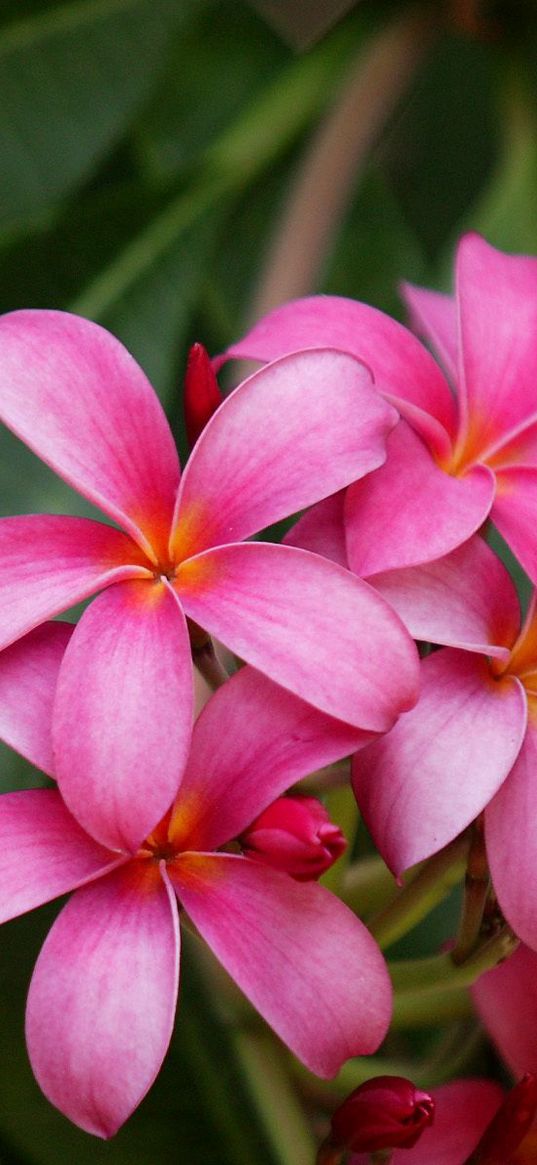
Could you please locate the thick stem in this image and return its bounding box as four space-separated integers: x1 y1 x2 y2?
367 833 469 950
451 819 490 965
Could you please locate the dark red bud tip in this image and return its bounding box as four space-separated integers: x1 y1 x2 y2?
465 1074 537 1164
240 795 346 881
184 342 223 448
330 1075 435 1154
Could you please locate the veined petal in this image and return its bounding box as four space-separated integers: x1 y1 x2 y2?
219 295 457 439
0 789 123 921
0 515 151 650
400 282 458 385
371 536 520 658
0 622 73 776
472 943 537 1077
171 349 396 560
486 707 537 951
353 650 527 875
0 310 180 562
170 853 391 1074
491 467 537 585
171 664 371 852
26 862 180 1138
345 423 494 576
283 491 349 567
53 579 193 853
176 542 419 732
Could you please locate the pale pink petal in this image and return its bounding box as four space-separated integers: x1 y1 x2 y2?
0 622 72 775
345 423 495 576
491 467 537 585
0 789 124 921
283 491 349 567
485 710 537 951
53 579 193 853
171 349 396 559
472 943 537 1077
456 234 537 461
353 649 527 875
171 853 391 1074
176 542 419 731
0 515 151 650
172 665 372 852
371 536 520 658
351 1080 503 1165
0 310 180 562
400 282 458 385
220 295 456 440
26 862 180 1138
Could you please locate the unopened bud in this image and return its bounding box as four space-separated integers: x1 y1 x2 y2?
465 1074 537 1164
329 1075 435 1155
240 795 346 881
183 342 223 448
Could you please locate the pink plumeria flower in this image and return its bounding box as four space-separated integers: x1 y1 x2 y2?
219 234 537 582
0 310 419 852
0 623 392 1138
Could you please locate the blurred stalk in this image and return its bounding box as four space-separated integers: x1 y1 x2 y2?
367 834 469 950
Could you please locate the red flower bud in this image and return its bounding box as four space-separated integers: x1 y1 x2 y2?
330 1075 435 1154
183 342 223 448
465 1074 537 1164
240 795 346 881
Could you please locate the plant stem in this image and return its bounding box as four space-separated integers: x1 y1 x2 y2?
193 639 230 690
367 834 469 949
452 819 490 965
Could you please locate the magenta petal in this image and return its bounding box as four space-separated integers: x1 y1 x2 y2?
345 423 494 577
486 712 537 950
174 665 371 852
0 789 123 921
172 349 396 558
353 650 527 875
177 542 419 731
400 282 458 385
283 491 349 567
171 853 391 1074
491 467 537 585
26 863 180 1138
53 579 193 853
371 536 520 658
0 310 180 561
0 623 73 775
472 943 537 1077
0 515 151 650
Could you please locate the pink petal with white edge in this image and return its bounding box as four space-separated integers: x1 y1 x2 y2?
283 490 349 567
491 467 537 585
26 862 180 1138
350 1080 503 1165
172 664 371 852
345 423 495 576
0 622 73 775
371 536 520 658
171 349 396 560
472 943 537 1077
176 541 419 731
0 515 151 651
53 578 193 853
456 234 537 461
486 707 537 951
353 649 527 875
0 789 124 922
400 282 458 385
0 310 180 563
171 852 391 1074
219 295 457 443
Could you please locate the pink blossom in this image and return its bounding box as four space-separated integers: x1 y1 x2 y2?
0 624 392 1137
220 234 537 582
328 1075 435 1154
0 311 419 852
239 793 347 879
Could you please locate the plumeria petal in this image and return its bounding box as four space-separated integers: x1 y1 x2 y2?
0 789 123 921
371 536 520 658
283 490 349 567
170 664 371 852
170 852 391 1074
0 310 180 562
345 423 495 576
26 862 180 1138
353 649 527 875
176 542 419 731
0 622 73 775
486 704 537 951
472 943 537 1077
0 515 151 651
53 579 193 853
171 349 396 560
219 295 457 443
400 282 458 384
491 467 537 585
